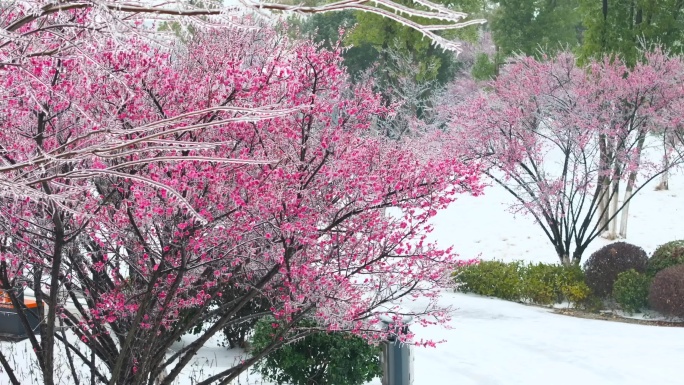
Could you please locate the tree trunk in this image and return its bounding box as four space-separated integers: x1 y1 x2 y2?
154 368 168 385
618 183 633 238
618 130 644 239
556 242 570 265
598 184 610 235
597 133 611 235
619 133 646 238
559 254 571 266
656 168 669 191
605 179 620 240
571 246 585 265
655 139 670 191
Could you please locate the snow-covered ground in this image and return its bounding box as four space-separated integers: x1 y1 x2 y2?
408 292 684 385
171 288 684 385
430 172 684 264
407 170 684 385
3 168 684 384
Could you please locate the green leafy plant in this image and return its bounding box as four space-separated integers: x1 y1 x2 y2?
521 263 590 306
612 269 651 314
454 260 590 307
453 260 523 301
471 53 497 81
584 242 648 298
576 295 605 313
520 263 556 305
557 266 592 306
648 264 684 319
647 240 684 277
251 317 382 385
563 284 592 307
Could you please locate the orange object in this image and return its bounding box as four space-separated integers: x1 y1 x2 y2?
0 290 38 309
0 290 10 304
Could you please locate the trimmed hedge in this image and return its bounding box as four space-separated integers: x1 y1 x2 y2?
454 260 523 301
520 263 590 306
648 264 684 319
584 242 648 298
647 240 684 277
454 260 590 306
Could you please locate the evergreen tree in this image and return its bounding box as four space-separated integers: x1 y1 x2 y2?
580 0 684 66
490 0 582 59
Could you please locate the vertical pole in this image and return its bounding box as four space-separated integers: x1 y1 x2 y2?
379 315 413 385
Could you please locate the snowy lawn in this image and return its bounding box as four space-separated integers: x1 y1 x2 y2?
408 292 684 385
407 171 684 385
232 170 684 385
429 172 684 264
169 289 684 385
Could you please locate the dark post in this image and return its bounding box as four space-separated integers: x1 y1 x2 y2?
379 315 414 385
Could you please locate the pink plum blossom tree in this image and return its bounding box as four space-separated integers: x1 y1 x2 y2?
0 16 482 385
452 51 684 264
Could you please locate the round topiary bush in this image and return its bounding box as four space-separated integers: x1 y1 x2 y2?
612 269 651 314
647 240 684 277
648 264 684 319
583 242 648 298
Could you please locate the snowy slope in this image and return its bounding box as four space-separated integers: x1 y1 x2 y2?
407 292 684 385
408 165 684 385
429 172 684 264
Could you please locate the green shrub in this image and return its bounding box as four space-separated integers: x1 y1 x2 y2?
251 317 382 385
520 263 556 305
612 269 651 314
563 283 593 305
647 240 684 277
454 260 590 306
453 260 523 301
584 242 648 298
472 53 497 81
557 266 592 306
648 264 684 319
521 263 590 306
576 295 605 313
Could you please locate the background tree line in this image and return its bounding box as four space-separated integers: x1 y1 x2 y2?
289 0 684 81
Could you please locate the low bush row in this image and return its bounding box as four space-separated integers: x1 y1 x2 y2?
454 239 684 319
453 260 591 307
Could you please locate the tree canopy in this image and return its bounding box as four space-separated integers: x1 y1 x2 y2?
347 0 486 83
580 0 684 66
490 0 582 58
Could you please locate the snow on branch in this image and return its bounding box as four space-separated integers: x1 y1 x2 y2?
2 0 485 52
0 0 483 220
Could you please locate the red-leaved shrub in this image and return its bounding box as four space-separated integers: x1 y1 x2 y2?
648 264 684 319
584 242 648 298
